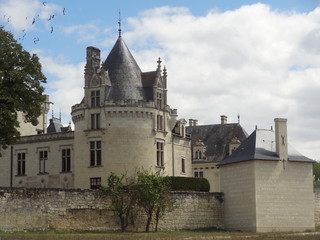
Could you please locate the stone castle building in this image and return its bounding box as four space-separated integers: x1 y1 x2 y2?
0 34 192 189
0 30 315 233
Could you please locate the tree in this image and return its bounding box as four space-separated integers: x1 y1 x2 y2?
101 172 137 232
0 27 46 149
136 169 173 232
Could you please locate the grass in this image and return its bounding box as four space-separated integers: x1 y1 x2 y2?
0 229 320 240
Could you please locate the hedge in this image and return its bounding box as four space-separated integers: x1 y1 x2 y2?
166 176 210 192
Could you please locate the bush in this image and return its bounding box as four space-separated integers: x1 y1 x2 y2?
167 176 210 192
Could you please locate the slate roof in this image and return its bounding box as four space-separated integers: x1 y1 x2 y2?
103 36 146 101
220 129 314 165
47 117 71 133
186 123 248 163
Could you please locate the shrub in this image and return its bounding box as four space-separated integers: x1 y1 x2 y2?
167 176 210 192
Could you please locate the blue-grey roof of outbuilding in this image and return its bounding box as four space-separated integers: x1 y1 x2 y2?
103 36 146 101
186 123 248 163
220 129 314 165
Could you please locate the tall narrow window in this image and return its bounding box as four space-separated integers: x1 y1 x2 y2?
90 141 102 166
181 158 185 174
90 177 101 189
62 148 71 172
91 113 100 129
39 150 48 174
17 152 26 176
91 90 100 107
157 114 163 131
195 150 202 159
156 142 164 167
156 92 163 109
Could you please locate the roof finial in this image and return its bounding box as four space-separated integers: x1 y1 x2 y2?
118 9 122 37
157 57 162 70
237 113 240 124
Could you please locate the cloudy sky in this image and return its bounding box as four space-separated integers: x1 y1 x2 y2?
1 0 320 160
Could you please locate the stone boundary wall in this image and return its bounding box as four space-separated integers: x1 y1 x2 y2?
0 188 224 232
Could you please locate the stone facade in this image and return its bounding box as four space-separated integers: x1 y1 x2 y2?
0 188 223 232
0 36 191 189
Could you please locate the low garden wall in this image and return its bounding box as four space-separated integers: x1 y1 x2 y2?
0 188 224 232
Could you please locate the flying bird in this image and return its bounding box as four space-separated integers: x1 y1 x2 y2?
42 2 47 6
50 26 53 33
63 8 66 15
32 18 35 24
33 37 39 44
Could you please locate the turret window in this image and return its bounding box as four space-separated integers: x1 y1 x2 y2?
157 114 163 131
90 141 102 166
91 90 100 107
91 113 100 129
156 142 164 167
156 92 163 109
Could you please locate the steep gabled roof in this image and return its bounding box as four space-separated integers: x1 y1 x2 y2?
186 123 248 162
103 36 145 101
220 129 314 165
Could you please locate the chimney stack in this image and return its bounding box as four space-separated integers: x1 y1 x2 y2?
274 118 288 161
220 115 228 124
188 119 198 126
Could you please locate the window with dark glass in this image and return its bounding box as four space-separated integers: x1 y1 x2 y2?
181 158 185 174
90 177 101 189
157 114 163 130
39 150 48 174
90 141 102 166
17 152 26 176
156 92 163 109
62 148 71 172
91 113 100 129
91 90 100 107
156 142 164 167
194 171 203 178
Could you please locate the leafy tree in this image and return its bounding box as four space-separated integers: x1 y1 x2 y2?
136 169 173 232
0 27 46 149
313 162 320 188
101 172 137 232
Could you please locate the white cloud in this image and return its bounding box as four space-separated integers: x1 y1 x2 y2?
123 4 320 160
39 55 84 125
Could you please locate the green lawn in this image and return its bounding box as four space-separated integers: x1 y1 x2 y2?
0 230 320 240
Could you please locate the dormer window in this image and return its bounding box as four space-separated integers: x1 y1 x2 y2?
195 149 202 159
156 92 163 109
91 90 100 107
193 139 206 160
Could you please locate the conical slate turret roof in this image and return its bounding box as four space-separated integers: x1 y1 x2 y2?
103 36 145 101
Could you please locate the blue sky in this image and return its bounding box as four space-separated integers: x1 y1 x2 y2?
1 0 320 160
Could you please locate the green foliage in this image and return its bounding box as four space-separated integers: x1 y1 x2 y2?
313 162 320 188
167 176 210 192
0 27 46 149
100 172 137 232
136 169 173 232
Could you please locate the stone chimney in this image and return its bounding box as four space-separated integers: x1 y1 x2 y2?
220 115 228 124
193 119 198 126
274 118 288 161
189 119 194 126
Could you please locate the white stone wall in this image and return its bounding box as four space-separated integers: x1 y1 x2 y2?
220 160 315 232
254 160 314 232
220 161 257 231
